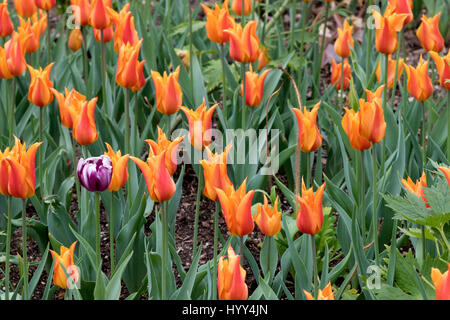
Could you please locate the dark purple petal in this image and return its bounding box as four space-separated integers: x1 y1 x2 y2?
77 155 113 192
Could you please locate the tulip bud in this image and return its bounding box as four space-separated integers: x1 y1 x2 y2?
116 40 146 92
431 264 450 300
404 56 433 102
231 0 251 16
304 282 335 300
27 63 55 107
334 20 354 58
68 28 83 52
292 102 322 153
104 143 129 192
89 0 112 30
218 245 248 300
5 32 29 77
416 13 444 53
18 16 41 54
376 55 405 89
14 0 37 18
0 45 13 79
372 10 408 54
108 5 139 53
151 66 183 115
240 65 270 107
359 98 386 144
429 51 450 91
0 1 13 38
254 195 281 237
331 59 351 91
201 0 235 44
71 97 99 145
49 242 80 289
224 21 260 63
296 179 326 235
51 88 86 129
341 108 372 151
401 172 428 207
77 155 113 192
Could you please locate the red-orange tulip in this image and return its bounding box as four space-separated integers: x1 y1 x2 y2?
334 20 354 59
180 99 217 150
51 88 86 129
145 126 183 177
240 65 270 107
32 11 47 36
296 179 326 235
359 98 386 144
376 55 405 89
0 45 13 79
439 167 450 191
372 10 408 54
131 151 176 202
14 0 37 18
342 108 372 151
0 136 42 199
104 143 129 192
68 28 83 52
257 47 270 71
116 40 146 92
216 178 255 237
231 0 251 16
254 195 281 237
218 245 248 300
108 4 139 53
5 32 29 77
49 242 80 290
89 0 112 30
18 15 46 53
365 85 385 103
93 26 113 42
416 13 444 53
429 51 450 91
151 66 183 115
385 0 413 25
27 63 54 107
292 102 322 153
0 1 13 38
71 0 90 27
401 172 428 207
70 97 99 145
431 264 450 300
304 282 335 300
201 0 236 44
224 20 260 63
331 59 351 91
34 0 56 11
200 144 234 202
405 56 433 102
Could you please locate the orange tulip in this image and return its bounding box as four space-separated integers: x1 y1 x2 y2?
372 10 408 54
34 0 55 11
438 167 450 191
385 0 413 25
104 143 129 192
89 0 112 30
49 242 80 290
218 245 248 300
342 108 372 150
431 264 450 300
254 195 281 237
429 51 450 91
201 0 235 44
131 151 176 202
224 20 260 63
200 144 234 202
14 0 37 18
151 66 183 115
376 55 405 89
257 47 270 71
17 17 40 54
145 126 183 177
27 63 54 107
0 1 13 38
68 28 83 52
296 179 326 235
401 172 428 207
71 0 90 27
5 32 29 77
0 45 13 79
108 4 139 53
359 98 386 144
365 85 385 103
32 11 47 36
216 178 255 237
334 20 354 58
292 101 322 153
51 88 86 129
70 97 99 145
93 26 113 42
116 40 146 92
231 0 251 16
404 55 433 102
304 282 335 300
331 59 351 91
0 136 42 199
180 99 217 150
240 65 270 107
416 13 444 53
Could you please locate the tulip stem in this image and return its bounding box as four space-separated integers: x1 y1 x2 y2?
311 234 318 296
239 235 245 266
421 102 427 171
22 199 29 300
447 92 450 161
365 0 373 76
305 151 311 189
213 201 219 300
9 77 16 146
161 201 169 300
39 107 43 203
241 62 247 129
438 226 450 253
95 192 101 267
192 169 203 259
100 30 107 113
381 53 388 175
220 43 227 119
4 196 12 300
339 58 345 109
110 192 115 274
372 146 379 265
124 88 130 155
82 26 89 97
390 30 403 108
360 150 366 239
47 10 51 65
315 1 329 97
189 0 194 97
72 137 81 218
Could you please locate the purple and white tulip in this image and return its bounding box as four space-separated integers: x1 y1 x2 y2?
77 155 113 192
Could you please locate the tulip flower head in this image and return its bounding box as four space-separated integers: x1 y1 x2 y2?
334 20 354 58
27 63 55 107
0 45 13 79
51 88 86 129
34 0 56 11
296 179 326 235
0 136 42 199
5 32 29 77
331 59 351 91
240 65 270 107
68 28 83 52
416 13 444 53
116 39 146 92
292 102 323 153
0 1 13 38
342 108 372 151
77 155 113 192
109 4 139 53
404 56 433 102
218 245 248 300
359 98 386 144
376 55 405 89
304 282 335 300
200 144 234 202
254 195 281 237
104 143 129 192
429 51 450 91
401 172 429 207
201 0 236 44
71 0 90 27
180 99 217 150
257 47 270 71
151 66 183 115
18 16 45 53
231 0 251 16
70 97 99 145
431 264 450 300
216 178 255 237
89 0 112 30
372 10 408 54
32 11 47 36
224 20 260 63
385 0 413 25
365 85 385 103
49 242 80 290
14 0 37 18
438 167 450 191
